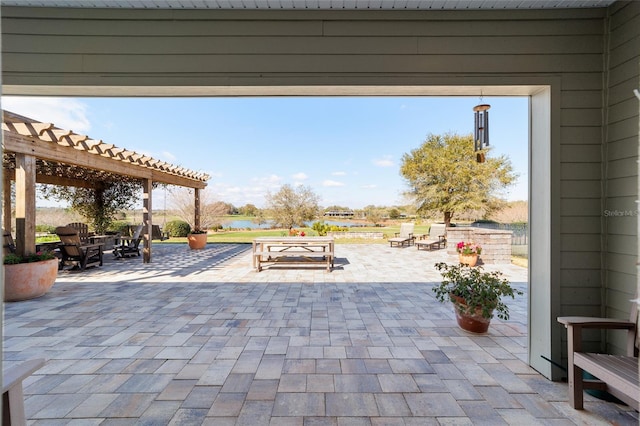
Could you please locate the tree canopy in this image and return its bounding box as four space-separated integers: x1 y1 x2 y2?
168 187 227 231
400 132 517 226
39 181 141 234
265 184 321 229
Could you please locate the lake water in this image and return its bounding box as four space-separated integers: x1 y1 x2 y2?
221 219 364 229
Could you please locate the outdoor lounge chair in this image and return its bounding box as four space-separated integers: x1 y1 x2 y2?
388 223 415 247
54 226 103 270
113 224 143 258
416 223 447 251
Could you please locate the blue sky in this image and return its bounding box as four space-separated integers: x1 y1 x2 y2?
3 96 528 209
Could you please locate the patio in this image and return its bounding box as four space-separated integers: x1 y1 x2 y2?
3 243 637 425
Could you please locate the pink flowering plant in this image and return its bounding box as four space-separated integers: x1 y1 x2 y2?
456 241 482 255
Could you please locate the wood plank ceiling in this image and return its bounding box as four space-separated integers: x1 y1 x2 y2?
0 0 618 9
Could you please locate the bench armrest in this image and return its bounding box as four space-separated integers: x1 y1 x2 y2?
2 358 45 393
557 316 635 330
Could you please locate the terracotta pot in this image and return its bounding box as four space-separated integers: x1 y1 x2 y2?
458 253 478 266
4 258 58 302
187 233 208 249
450 294 492 334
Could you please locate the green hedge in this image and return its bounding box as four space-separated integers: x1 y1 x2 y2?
165 220 191 237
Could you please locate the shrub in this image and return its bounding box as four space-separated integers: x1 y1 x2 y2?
165 220 191 237
107 220 131 235
35 224 57 234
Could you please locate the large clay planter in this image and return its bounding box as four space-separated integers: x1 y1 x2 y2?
458 254 478 267
4 258 58 302
450 294 493 334
187 233 208 249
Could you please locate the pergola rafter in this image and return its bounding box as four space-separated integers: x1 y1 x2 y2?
2 110 209 263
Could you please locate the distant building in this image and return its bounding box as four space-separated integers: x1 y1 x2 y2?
324 210 355 218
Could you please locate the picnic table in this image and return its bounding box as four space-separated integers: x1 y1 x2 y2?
252 236 335 272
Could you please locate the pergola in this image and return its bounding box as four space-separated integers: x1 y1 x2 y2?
1 110 209 263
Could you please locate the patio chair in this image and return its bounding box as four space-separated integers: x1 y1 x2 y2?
416 223 447 251
54 226 103 270
66 222 94 244
113 224 143 259
3 229 16 254
388 222 415 247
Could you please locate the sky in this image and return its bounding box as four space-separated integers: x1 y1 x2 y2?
2 95 528 210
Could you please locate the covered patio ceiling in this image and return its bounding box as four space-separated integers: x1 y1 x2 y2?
0 0 617 9
2 109 209 261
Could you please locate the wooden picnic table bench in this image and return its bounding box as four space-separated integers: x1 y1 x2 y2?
252 237 334 272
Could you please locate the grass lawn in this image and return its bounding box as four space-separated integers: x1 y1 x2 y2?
149 224 432 245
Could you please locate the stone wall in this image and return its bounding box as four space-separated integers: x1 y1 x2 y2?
446 227 513 264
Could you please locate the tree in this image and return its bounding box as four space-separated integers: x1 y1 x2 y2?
168 187 228 231
265 184 320 229
363 205 385 226
241 203 259 216
400 132 517 227
388 208 401 220
39 181 141 234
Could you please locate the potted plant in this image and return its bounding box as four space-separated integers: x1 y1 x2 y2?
456 241 482 266
433 262 523 333
4 251 58 302
187 228 208 249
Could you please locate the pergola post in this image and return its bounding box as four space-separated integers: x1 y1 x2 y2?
194 188 201 231
14 153 36 257
3 168 12 235
142 178 152 263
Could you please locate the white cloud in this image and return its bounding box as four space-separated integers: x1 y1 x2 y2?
209 174 284 207
332 171 347 176
323 180 345 187
292 172 308 180
362 184 377 189
161 151 177 162
2 96 92 133
373 156 394 168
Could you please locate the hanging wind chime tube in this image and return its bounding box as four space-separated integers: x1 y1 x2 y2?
473 103 491 163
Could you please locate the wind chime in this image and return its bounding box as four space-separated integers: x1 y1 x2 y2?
473 101 490 163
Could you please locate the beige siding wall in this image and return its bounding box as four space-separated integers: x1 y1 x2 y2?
604 1 640 352
3 4 633 372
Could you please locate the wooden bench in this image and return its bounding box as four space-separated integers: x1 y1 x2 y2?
3 358 45 425
557 301 639 411
254 250 334 272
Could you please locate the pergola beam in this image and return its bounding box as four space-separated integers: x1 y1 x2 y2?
3 132 207 188
4 169 101 189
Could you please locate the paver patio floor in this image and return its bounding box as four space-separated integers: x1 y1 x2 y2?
3 243 637 425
